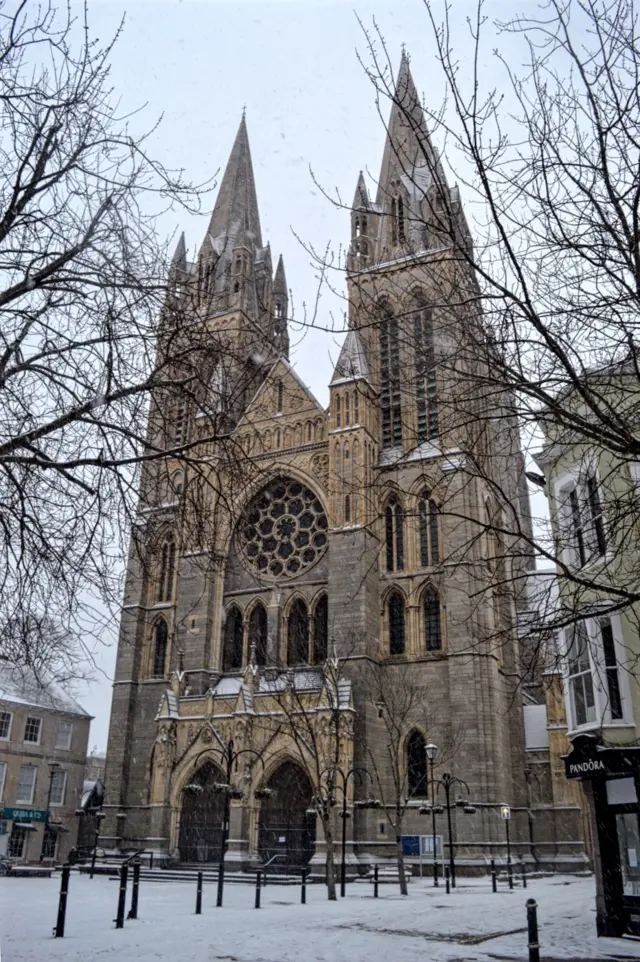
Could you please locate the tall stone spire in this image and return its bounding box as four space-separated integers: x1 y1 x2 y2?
272 255 289 359
273 254 287 295
375 51 445 209
352 171 371 211
205 115 263 252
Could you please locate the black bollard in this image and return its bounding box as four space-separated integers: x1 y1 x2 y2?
149 851 154 871
54 863 71 938
255 871 261 909
527 898 540 962
373 864 379 899
508 859 514 891
115 864 128 929
301 869 307 904
445 866 450 894
491 859 497 893
521 859 527 889
195 871 203 915
127 861 140 920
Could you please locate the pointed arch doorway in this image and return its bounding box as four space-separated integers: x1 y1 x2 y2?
178 761 226 863
258 761 315 872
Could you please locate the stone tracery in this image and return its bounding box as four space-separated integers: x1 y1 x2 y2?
238 476 328 579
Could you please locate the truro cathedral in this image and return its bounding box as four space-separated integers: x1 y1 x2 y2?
103 56 586 873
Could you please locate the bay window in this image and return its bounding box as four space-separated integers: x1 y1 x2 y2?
564 613 629 731
556 463 607 568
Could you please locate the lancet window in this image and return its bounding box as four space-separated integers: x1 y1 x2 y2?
380 305 402 448
414 298 438 442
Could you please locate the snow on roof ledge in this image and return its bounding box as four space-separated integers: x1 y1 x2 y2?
0 661 91 718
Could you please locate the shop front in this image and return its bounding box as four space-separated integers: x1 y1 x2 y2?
565 734 640 936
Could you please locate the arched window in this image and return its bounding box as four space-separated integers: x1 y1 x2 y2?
277 380 284 414
407 731 428 797
391 197 398 245
336 394 341 428
354 389 359 424
174 396 187 446
275 428 281 449
352 440 359 524
275 302 283 319
388 592 405 655
306 421 312 442
385 497 404 572
345 393 350 426
157 540 176 602
152 620 168 677
424 586 442 652
313 595 328 664
223 606 244 671
248 603 268 667
343 444 351 524
419 491 440 567
288 599 309 665
414 298 438 442
397 196 405 243
380 306 402 448
355 217 362 237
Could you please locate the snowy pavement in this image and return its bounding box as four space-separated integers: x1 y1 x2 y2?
1 872 640 961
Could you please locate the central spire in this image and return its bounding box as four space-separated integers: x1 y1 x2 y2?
206 115 263 251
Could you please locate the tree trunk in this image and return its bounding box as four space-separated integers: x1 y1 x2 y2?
322 817 337 900
396 832 408 896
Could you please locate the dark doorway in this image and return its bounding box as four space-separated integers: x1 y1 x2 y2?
258 761 315 872
178 761 226 863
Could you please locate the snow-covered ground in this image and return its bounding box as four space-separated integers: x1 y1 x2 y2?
1 872 639 961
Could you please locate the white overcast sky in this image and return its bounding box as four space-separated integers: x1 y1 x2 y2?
76 0 521 751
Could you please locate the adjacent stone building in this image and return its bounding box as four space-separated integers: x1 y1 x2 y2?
0 662 91 862
536 361 640 934
103 55 586 873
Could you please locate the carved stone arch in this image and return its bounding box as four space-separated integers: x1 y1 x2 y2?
382 489 405 573
310 590 329 665
222 602 244 671
420 580 444 653
174 753 227 863
405 729 428 798
383 584 407 657
285 594 310 666
380 580 409 610
245 596 268 667
258 758 316 871
149 615 170 678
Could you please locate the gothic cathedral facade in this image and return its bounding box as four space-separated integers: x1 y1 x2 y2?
103 56 586 872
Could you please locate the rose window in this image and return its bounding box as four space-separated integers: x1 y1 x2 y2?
238 477 328 579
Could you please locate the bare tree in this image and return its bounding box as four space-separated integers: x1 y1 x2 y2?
356 659 463 895
256 650 355 901
0 2 271 680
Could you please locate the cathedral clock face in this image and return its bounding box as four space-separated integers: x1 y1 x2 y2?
238 477 328 579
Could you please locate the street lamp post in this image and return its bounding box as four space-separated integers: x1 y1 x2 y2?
321 765 373 898
424 744 439 886
40 762 60 862
433 772 474 889
89 811 106 879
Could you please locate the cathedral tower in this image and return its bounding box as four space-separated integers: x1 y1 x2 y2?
103 63 586 874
